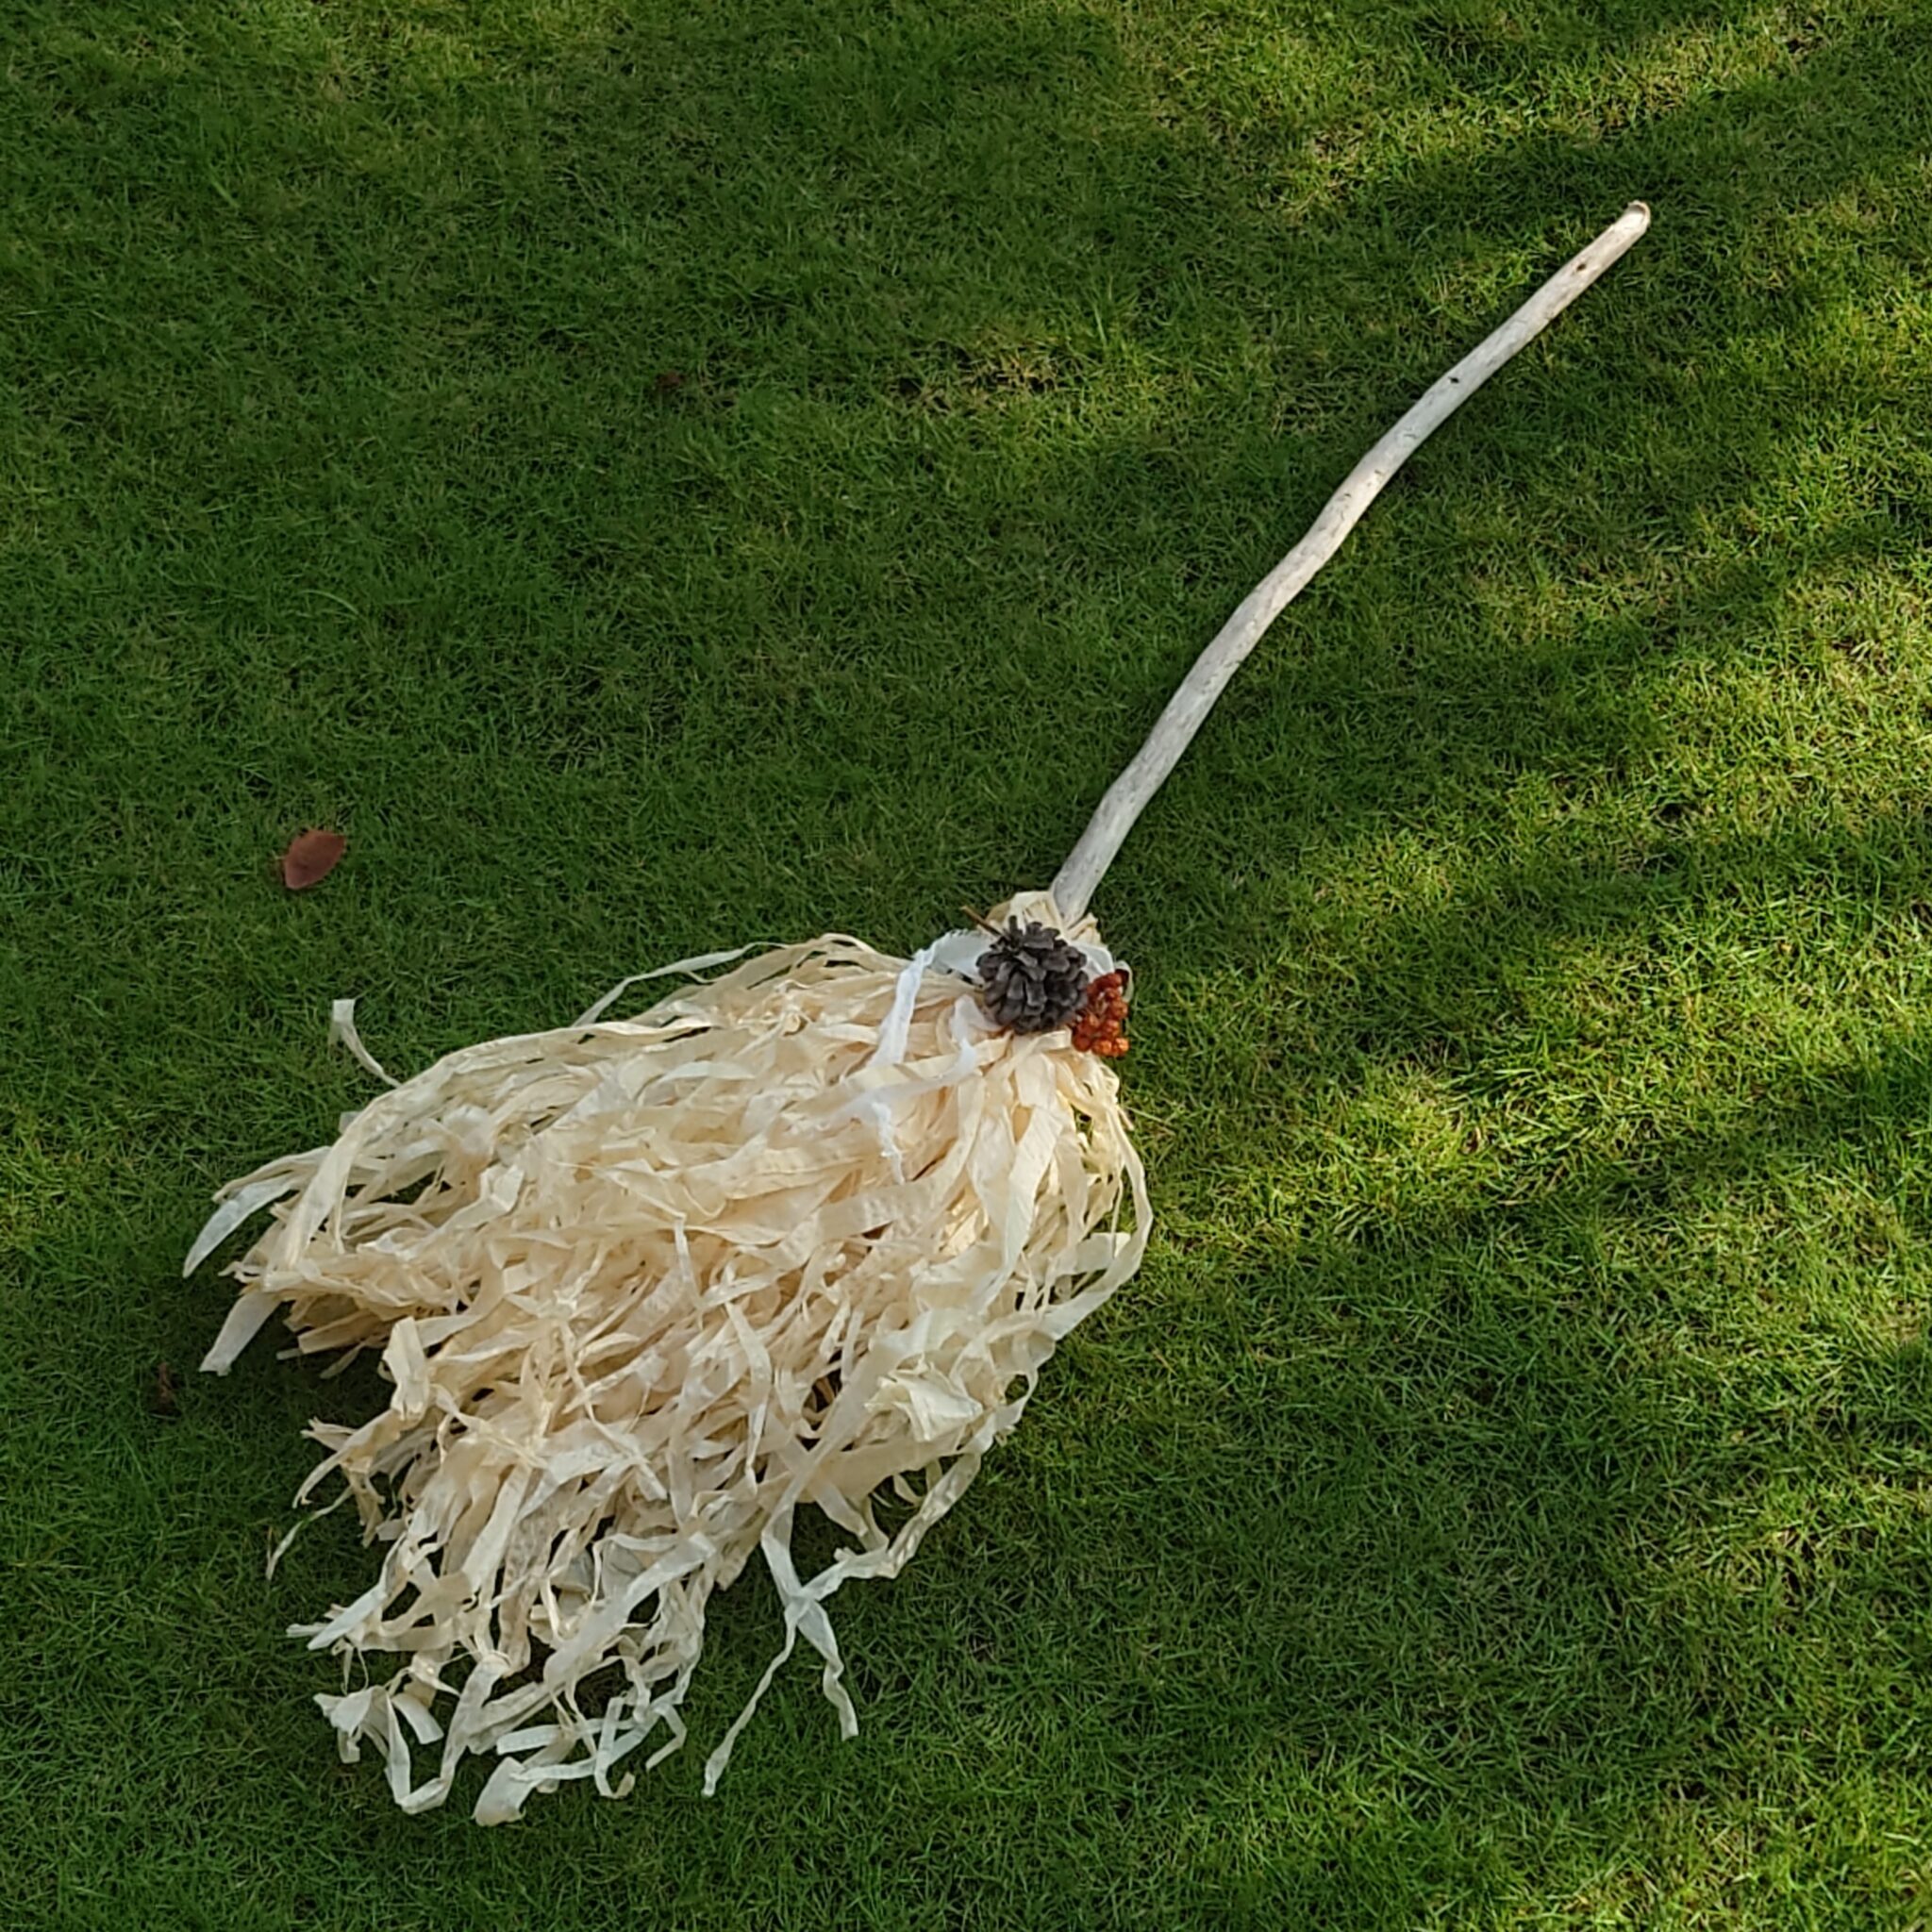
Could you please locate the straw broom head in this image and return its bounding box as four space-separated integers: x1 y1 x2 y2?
195 893 1144 1820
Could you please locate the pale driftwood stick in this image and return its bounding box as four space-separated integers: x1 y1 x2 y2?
1051 201 1651 924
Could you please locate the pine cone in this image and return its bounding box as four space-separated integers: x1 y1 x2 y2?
976 918 1090 1033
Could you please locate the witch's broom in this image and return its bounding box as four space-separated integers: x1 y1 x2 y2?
193 204 1649 1822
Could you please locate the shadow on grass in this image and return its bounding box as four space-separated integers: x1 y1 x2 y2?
1008 1028 1932 1918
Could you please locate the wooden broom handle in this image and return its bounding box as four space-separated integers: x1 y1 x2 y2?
1050 201 1651 924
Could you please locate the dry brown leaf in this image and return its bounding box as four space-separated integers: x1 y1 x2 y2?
281 828 346 891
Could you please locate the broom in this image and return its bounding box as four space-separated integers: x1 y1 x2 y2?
193 203 1650 1823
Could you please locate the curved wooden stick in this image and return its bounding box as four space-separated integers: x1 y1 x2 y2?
1051 201 1651 924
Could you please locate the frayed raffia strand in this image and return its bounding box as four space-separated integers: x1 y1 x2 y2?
193 894 1145 1823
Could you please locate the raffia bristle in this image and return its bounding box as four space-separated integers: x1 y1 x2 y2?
192 902 1146 1822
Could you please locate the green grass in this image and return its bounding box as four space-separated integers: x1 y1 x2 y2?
6 0 1932 1923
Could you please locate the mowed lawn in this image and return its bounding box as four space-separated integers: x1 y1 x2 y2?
6 0 1932 1924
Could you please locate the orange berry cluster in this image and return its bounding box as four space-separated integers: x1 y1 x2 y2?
1072 971 1130 1058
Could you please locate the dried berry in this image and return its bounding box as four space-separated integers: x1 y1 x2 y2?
1071 970 1131 1058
